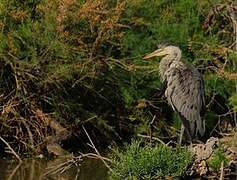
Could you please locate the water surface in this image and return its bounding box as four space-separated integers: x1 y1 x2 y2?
0 156 109 180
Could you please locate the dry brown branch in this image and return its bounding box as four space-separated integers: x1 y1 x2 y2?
211 66 237 80
21 118 34 149
6 162 22 180
0 136 22 163
229 3 237 126
219 161 224 180
43 154 81 176
137 134 166 145
35 109 68 136
203 4 226 30
43 152 111 178
90 1 126 56
80 153 112 162
203 1 237 81
82 125 112 171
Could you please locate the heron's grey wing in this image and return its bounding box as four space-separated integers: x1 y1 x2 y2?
165 62 205 138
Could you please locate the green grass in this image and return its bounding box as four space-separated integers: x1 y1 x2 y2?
207 146 230 171
109 141 193 179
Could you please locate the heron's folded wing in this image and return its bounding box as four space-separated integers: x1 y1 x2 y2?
165 62 205 137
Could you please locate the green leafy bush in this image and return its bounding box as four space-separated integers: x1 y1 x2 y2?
109 141 193 179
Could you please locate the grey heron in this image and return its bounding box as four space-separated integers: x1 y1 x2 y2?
143 45 205 143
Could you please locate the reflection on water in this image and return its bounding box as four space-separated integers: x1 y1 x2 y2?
0 156 109 180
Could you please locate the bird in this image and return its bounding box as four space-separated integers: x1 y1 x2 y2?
143 45 205 144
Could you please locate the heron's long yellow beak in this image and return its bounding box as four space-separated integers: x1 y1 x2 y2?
143 49 166 60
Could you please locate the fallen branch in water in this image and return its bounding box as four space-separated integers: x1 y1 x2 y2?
6 162 22 180
43 154 83 176
43 152 111 178
43 125 112 178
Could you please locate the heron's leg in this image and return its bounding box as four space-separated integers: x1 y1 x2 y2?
185 129 192 145
178 124 185 145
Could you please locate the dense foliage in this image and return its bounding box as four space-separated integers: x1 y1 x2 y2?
0 0 237 154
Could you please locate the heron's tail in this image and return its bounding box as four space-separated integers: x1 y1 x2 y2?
195 116 205 137
179 114 205 141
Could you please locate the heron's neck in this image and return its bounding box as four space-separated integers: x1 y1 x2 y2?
159 53 181 81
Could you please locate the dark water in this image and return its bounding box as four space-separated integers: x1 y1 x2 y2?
0 157 109 180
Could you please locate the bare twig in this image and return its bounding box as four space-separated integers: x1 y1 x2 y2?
219 161 224 180
150 115 156 125
0 136 22 163
44 155 80 176
7 162 22 180
149 115 156 144
74 168 80 180
83 115 98 123
82 125 112 171
137 134 166 145
21 118 34 149
44 151 112 177
229 3 237 127
210 116 221 136
80 153 112 162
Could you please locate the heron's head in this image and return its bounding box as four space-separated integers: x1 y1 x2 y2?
143 45 181 60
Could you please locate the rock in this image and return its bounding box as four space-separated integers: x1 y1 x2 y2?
47 143 69 157
190 137 219 176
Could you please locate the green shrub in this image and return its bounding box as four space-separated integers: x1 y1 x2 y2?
207 146 229 171
109 141 193 179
